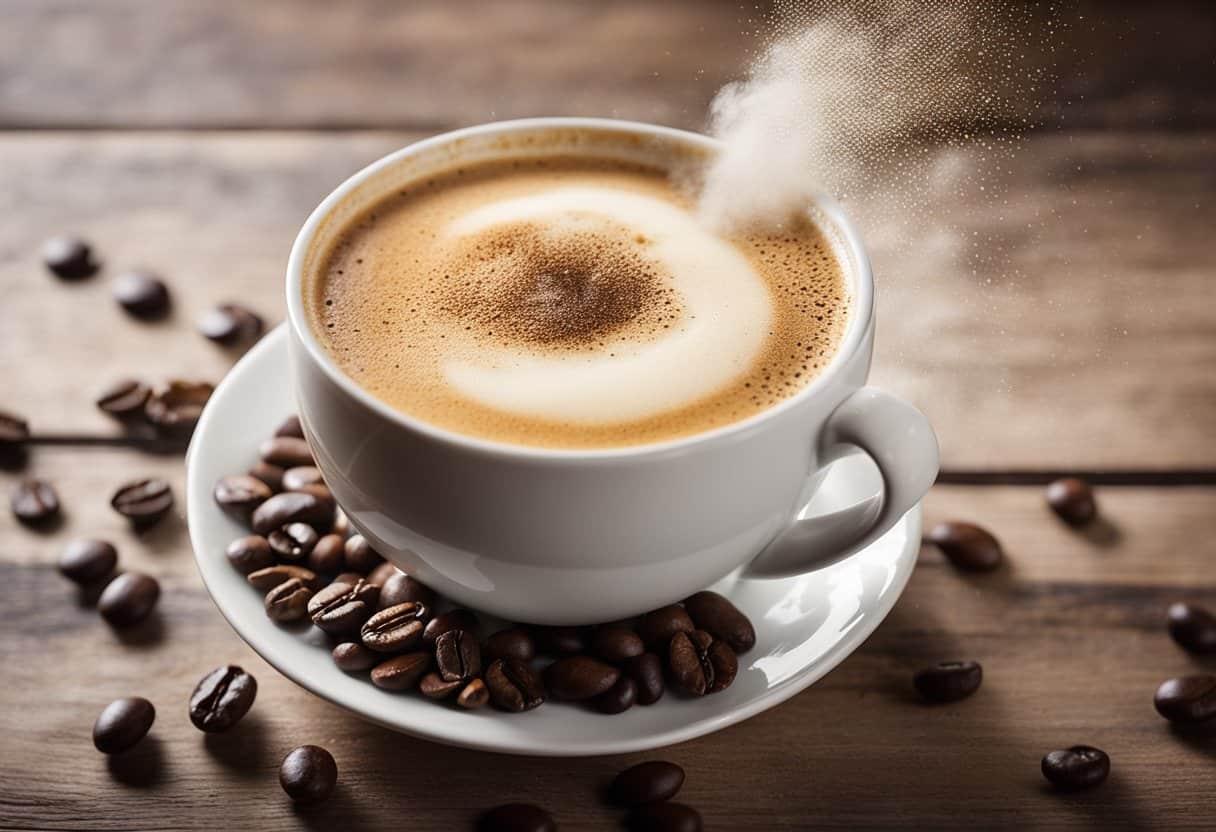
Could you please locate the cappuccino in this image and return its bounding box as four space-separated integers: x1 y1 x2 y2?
304 154 850 449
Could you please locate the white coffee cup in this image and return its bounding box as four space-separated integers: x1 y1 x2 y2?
286 117 938 625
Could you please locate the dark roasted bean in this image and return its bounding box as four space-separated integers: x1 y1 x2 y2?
544 656 620 701
333 571 363 586
361 602 429 653
436 629 482 682
609 760 686 806
423 608 479 645
226 535 274 575
1045 477 1097 525
1041 746 1110 791
58 539 118 585
144 381 213 435
213 474 272 516
265 578 313 623
279 745 337 804
530 625 590 656
0 410 29 447
331 507 351 537
11 478 59 524
332 642 378 672
484 628 536 663
592 675 637 714
268 522 318 561
98 572 160 627
343 534 383 574
1154 675 1216 723
485 658 546 712
189 665 257 733
370 651 431 691
42 235 97 279
478 804 556 832
247 564 319 592
913 661 983 704
594 626 645 664
627 653 665 705
251 491 333 535
457 678 490 709
625 801 702 832
111 478 173 527
669 630 736 696
927 521 1003 571
248 460 284 492
378 571 437 609
197 303 263 344
366 561 399 587
683 591 756 653
308 579 379 634
282 466 324 492
307 533 346 574
292 482 333 503
93 697 154 754
259 436 314 468
1167 602 1216 655
113 270 170 318
637 605 694 648
275 414 305 439
420 672 464 700
95 379 150 418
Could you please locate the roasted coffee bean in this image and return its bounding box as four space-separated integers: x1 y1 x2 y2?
144 381 213 435
11 478 59 524
436 628 482 682
367 561 399 587
592 675 637 714
93 697 154 754
111 478 174 527
42 235 97 279
1041 746 1110 791
280 745 337 805
259 436 314 468
927 521 1003 571
420 672 464 700
424 608 479 645
609 760 686 806
308 579 379 635
683 591 756 653
265 578 314 623
370 651 431 691
213 474 272 516
275 414 305 439
637 605 695 648
333 571 363 586
378 571 436 609
484 628 536 663
592 626 645 664
1167 602 1216 655
484 658 546 712
95 379 150 418
332 642 377 672
197 303 263 344
669 630 736 696
544 656 620 701
343 534 384 574
247 564 319 592
113 270 170 318
293 482 334 503
58 539 118 585
457 678 490 709
361 602 429 653
248 460 285 492
914 661 983 704
0 410 30 447
531 625 590 656
331 507 351 537
98 572 160 627
1154 675 1216 723
251 490 333 535
226 535 274 575
307 533 346 574
1045 477 1097 525
268 522 319 561
281 466 324 492
478 803 556 832
189 665 257 733
625 802 702 832
627 653 665 705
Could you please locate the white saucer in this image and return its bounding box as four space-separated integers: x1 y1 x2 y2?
186 325 920 757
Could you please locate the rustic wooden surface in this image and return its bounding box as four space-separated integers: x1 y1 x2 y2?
2 1 1215 830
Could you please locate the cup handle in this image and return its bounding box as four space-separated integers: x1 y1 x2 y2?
743 387 939 578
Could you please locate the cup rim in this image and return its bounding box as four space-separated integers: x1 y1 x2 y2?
285 117 874 462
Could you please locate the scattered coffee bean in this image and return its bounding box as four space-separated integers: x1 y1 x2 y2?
281 466 324 492
683 591 756 653
197 303 263 344
609 760 686 806
669 630 736 696
927 521 1003 571
144 381 213 435
213 474 272 516
1154 675 1216 723
370 651 431 691
343 534 383 574
361 602 429 653
265 578 314 623
110 478 174 527
332 642 378 672
436 629 482 682
424 608 479 645
1041 745 1110 791
308 579 379 634
248 460 285 492
98 572 160 627
93 697 154 754
1045 477 1097 526
113 270 170 318
247 564 320 592
259 436 314 468
95 378 150 418
42 235 97 279
0 410 30 446
223 535 272 575
280 745 337 804
478 804 556 832
307 533 347 574
420 672 464 701
637 605 695 648
378 570 436 609
531 625 590 656
457 678 490 709
592 675 638 714
625 802 702 832
485 658 546 712
627 653 665 705
484 628 536 663
593 626 645 664
1167 602 1216 655
913 661 983 703
189 665 257 733
268 522 319 561
57 539 117 585
11 478 59 525
544 656 620 701
275 414 305 439
251 490 333 535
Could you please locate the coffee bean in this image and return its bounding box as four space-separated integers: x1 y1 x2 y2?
110 478 174 527
331 507 351 537
265 578 314 623
592 626 645 664
669 630 736 696
592 675 637 714
1041 745 1110 791
361 602 429 653
224 535 274 575
485 658 546 712
144 381 213 436
625 802 702 832
293 482 334 503
627 653 665 705
98 572 160 627
683 591 756 653
366 561 399 587
251 491 333 535
11 478 59 525
484 628 536 663
436 628 482 681
93 697 154 754
42 235 97 279
197 303 263 344
544 656 620 701
1154 675 1216 723
343 534 384 574
637 605 694 648
268 522 319 561
420 672 464 700
95 378 150 418
189 665 257 733
113 270 170 318
913 661 983 703
1045 477 1097 525
259 436 314 468
478 804 556 832
58 539 118 585
423 608 479 645
308 579 379 634
531 625 590 656
281 466 324 492
378 570 436 609
307 533 346 574
248 460 285 492
1167 602 1216 655
280 745 337 805
609 760 686 806
332 642 378 672
275 414 305 439
213 474 272 516
927 521 1003 571
247 564 319 592
457 678 490 709
370 651 431 691
0 410 30 447
333 571 364 586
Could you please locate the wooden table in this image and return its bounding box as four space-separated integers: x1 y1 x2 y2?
2 2 1214 829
